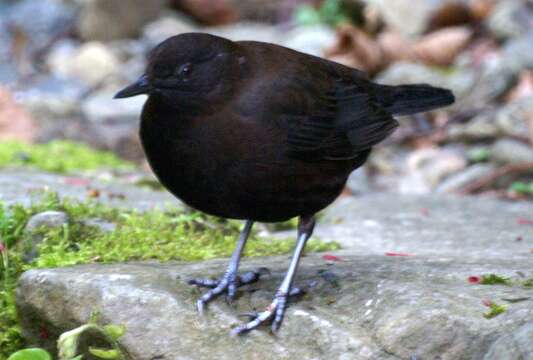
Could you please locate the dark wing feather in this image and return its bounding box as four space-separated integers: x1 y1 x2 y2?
286 79 398 161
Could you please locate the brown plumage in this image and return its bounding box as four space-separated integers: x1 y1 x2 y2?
115 32 454 335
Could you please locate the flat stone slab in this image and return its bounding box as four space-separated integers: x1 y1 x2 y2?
0 169 177 211
315 193 533 257
17 256 533 360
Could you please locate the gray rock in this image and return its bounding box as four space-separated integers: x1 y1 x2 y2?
363 0 440 37
81 89 145 123
46 41 121 87
398 148 467 193
4 0 76 54
82 218 117 233
76 0 167 41
448 97 533 142
346 167 371 194
14 75 88 121
78 88 146 160
0 169 177 211
490 139 533 164
16 257 533 359
495 97 533 139
0 61 20 87
488 0 533 40
16 194 533 359
317 193 532 256
23 210 69 262
142 13 198 47
485 322 533 360
502 32 533 74
25 210 69 233
283 25 336 56
448 113 501 141
436 164 496 193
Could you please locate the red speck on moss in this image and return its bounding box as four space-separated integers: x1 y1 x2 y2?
482 299 493 307
517 217 533 225
39 324 49 340
322 254 342 262
468 276 481 284
385 252 414 257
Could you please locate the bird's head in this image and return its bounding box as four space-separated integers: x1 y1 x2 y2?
114 33 244 110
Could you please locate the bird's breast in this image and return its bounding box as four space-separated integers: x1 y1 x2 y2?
139 104 351 221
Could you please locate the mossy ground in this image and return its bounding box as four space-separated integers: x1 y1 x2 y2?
0 192 340 359
0 140 133 173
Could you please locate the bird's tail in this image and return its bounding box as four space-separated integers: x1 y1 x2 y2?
373 83 455 116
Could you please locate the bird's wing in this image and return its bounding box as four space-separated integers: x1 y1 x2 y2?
283 77 399 162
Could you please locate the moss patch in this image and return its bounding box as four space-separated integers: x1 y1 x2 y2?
0 192 340 358
0 140 133 174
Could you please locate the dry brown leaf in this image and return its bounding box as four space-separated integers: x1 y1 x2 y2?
325 25 385 74
326 24 471 73
428 2 473 31
506 71 533 103
171 0 238 25
377 31 416 63
428 0 495 31
0 86 37 142
414 26 473 66
470 0 496 21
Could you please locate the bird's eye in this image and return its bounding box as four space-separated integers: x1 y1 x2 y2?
178 63 193 76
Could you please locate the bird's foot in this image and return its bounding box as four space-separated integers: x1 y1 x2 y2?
231 287 304 336
188 267 270 313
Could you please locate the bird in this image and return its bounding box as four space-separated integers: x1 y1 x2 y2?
114 32 454 335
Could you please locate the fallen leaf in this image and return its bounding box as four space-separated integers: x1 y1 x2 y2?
63 177 91 186
428 0 494 31
322 254 342 262
517 217 533 226
385 252 414 257
420 208 430 217
325 25 385 74
172 0 238 25
87 188 100 198
468 276 481 284
481 299 493 307
428 2 474 31
414 26 473 66
326 25 472 73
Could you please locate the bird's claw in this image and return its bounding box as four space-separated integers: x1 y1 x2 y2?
231 287 304 336
188 268 269 313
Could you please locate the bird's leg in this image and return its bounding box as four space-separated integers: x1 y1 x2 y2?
188 220 267 313
231 215 316 336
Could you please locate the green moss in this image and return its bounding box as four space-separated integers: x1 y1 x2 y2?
0 140 133 174
0 192 340 358
509 182 533 195
483 302 507 319
467 147 491 163
479 274 512 286
522 278 533 288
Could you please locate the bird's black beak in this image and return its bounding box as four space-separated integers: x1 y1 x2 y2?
114 74 150 99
